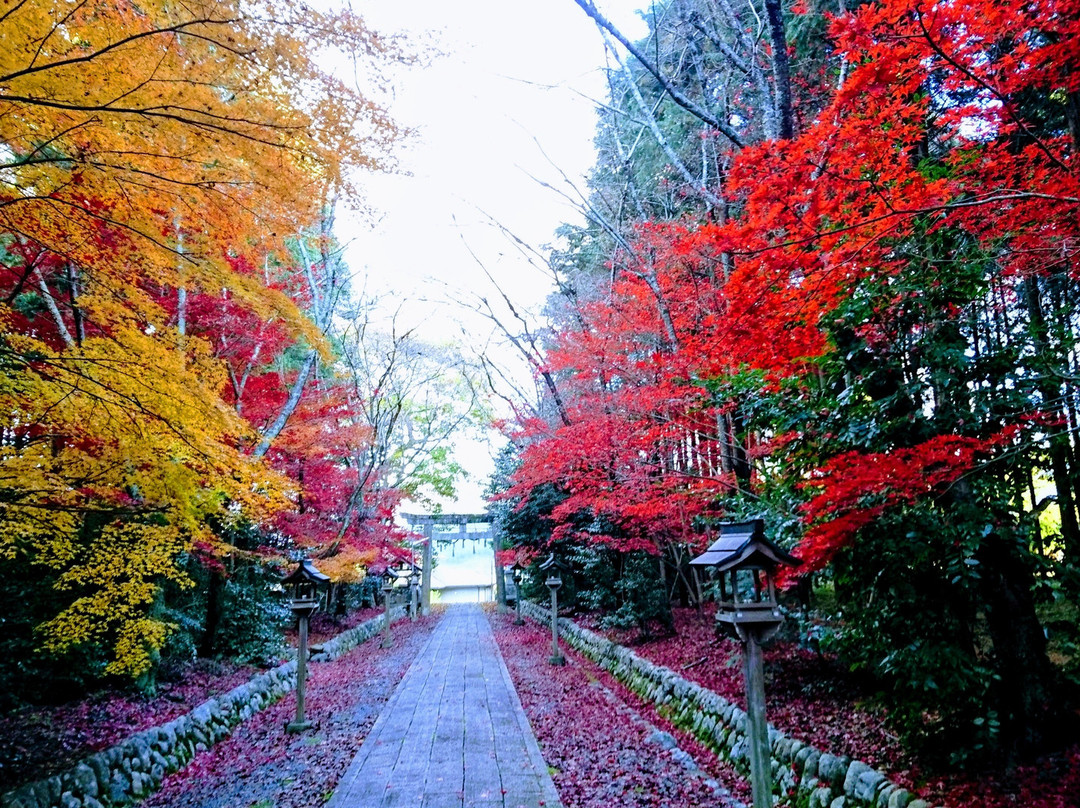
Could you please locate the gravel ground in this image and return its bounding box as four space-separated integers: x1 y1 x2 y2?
489 610 748 808
142 613 439 808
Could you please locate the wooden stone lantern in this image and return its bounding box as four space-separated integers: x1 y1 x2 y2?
391 560 421 621
282 558 329 733
539 553 568 666
691 519 799 808
408 564 422 622
511 562 525 626
380 573 396 649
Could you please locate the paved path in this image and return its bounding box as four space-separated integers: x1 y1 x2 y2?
326 605 564 808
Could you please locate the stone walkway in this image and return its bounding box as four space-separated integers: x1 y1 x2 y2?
326 605 564 808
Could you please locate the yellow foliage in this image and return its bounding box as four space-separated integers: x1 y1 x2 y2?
1 320 295 672
0 0 403 675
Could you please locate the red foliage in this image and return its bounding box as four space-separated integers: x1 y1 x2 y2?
166 245 415 573
503 0 1080 569
496 547 538 568
258 381 412 569
795 432 1014 572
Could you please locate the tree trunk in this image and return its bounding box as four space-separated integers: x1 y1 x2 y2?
1049 444 1080 555
663 547 690 608
763 0 794 139
253 349 317 457
65 264 84 345
177 285 187 337
1066 90 1080 153
977 530 1055 758
730 409 752 490
494 535 506 613
35 268 74 347
1025 278 1080 554
199 568 226 658
333 582 348 619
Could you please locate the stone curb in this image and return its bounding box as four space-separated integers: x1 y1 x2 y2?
1 607 405 808
519 601 937 808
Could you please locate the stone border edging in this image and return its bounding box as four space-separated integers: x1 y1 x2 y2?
1 607 405 808
520 601 937 808
312 605 405 663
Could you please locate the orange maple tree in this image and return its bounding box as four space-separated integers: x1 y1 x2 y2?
0 0 406 674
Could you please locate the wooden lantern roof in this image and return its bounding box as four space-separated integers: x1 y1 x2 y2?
538 553 569 573
391 560 421 576
282 558 330 586
690 519 799 573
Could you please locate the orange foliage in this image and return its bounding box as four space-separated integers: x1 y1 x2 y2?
0 0 405 674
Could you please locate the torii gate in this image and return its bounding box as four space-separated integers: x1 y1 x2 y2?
400 512 497 615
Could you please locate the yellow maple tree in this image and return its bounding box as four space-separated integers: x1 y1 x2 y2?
0 0 404 674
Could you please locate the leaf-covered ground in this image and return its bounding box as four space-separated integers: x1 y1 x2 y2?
289 606 383 647
0 607 385 792
581 606 1080 808
489 610 748 808
577 607 901 768
8 605 1076 808
0 660 258 792
142 613 437 808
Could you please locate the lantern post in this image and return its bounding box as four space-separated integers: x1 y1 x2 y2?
511 563 525 626
539 553 567 666
409 564 421 622
690 520 800 808
380 575 395 649
421 535 433 616
281 558 329 733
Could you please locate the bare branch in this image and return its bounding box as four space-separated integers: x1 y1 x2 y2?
571 0 744 147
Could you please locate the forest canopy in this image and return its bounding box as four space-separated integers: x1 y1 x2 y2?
0 0 445 682
491 0 1080 766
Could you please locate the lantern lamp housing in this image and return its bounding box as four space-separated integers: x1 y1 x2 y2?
389 561 417 587
282 558 329 615
539 553 567 589
690 520 799 637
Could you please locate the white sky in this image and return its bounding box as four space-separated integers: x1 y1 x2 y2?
346 1 646 321
339 1 648 511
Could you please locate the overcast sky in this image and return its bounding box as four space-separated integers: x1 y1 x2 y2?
339 1 647 510
345 0 645 327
